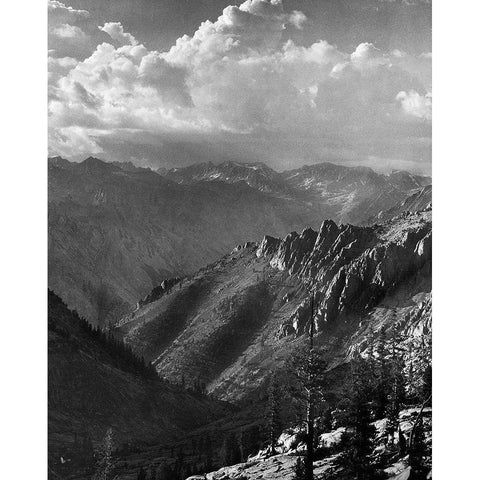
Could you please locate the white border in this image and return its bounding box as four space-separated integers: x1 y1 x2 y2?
2 1 47 478
434 1 480 478
2 1 480 479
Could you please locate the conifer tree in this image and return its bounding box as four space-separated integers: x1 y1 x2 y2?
408 417 429 480
93 427 115 480
290 296 327 480
374 326 391 420
266 372 283 454
385 324 406 447
337 354 385 480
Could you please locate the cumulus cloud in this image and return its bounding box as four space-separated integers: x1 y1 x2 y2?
48 0 431 167
49 126 104 158
288 10 307 29
48 1 90 21
396 90 432 119
99 22 138 46
52 24 87 39
48 1 98 60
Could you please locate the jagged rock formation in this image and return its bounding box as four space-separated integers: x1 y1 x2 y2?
49 157 430 326
137 276 183 309
257 210 431 333
116 209 431 403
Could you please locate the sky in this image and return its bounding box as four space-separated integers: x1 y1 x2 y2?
48 0 432 174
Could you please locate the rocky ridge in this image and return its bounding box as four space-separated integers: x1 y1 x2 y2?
256 208 431 333
116 208 431 403
49 157 431 326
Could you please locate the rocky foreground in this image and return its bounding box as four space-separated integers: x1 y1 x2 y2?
187 408 432 480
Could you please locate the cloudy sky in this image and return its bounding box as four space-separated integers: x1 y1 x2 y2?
48 0 432 174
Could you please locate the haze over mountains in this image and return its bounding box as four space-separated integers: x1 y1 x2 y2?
49 157 431 326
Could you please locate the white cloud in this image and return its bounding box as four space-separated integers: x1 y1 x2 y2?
391 49 407 58
396 90 432 119
48 0 431 162
48 1 89 22
288 10 307 29
48 126 103 158
99 22 138 46
52 24 87 39
350 43 390 69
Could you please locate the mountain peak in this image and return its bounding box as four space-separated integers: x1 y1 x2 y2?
48 156 71 169
78 156 121 174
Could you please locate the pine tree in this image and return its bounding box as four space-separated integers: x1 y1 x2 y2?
266 372 283 455
385 325 406 447
93 427 115 480
290 296 327 480
408 417 429 480
337 355 385 480
374 326 391 420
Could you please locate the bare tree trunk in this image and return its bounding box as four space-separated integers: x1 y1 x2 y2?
305 389 314 480
408 394 432 449
304 295 315 480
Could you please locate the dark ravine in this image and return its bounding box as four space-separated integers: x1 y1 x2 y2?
48 290 231 478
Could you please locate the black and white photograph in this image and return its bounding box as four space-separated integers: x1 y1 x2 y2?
46 1 433 479
10 1 479 479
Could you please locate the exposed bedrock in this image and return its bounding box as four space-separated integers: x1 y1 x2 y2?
257 212 432 330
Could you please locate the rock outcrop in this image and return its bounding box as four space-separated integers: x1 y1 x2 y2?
117 209 431 403
138 277 183 308
257 211 432 330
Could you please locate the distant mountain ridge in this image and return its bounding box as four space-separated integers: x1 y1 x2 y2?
49 157 431 326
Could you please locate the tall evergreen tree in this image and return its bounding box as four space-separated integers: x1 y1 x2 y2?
266 372 283 454
337 355 385 480
290 296 327 480
374 326 391 420
408 417 429 480
385 324 406 447
93 427 115 480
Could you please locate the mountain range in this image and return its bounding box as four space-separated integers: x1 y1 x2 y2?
116 206 431 403
48 157 431 327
